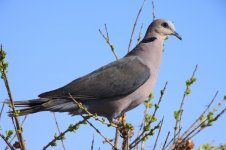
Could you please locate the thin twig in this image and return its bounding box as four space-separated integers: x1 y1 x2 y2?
82 115 118 150
164 127 182 149
43 117 89 150
181 91 218 139
91 134 95 150
53 113 66 150
0 132 15 150
189 107 226 139
140 91 153 149
0 100 6 120
128 0 146 52
105 24 110 41
153 117 164 150
68 94 118 149
68 93 117 127
130 82 168 147
113 128 120 150
0 45 26 150
152 0 155 20
174 65 198 142
161 132 170 150
129 120 162 149
137 24 143 45
5 115 27 150
185 97 226 140
99 27 118 60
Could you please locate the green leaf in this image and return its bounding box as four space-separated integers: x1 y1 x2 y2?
186 80 191 86
190 77 197 84
149 103 153 108
185 87 191 95
174 110 180 120
148 92 154 100
155 104 159 109
50 141 57 147
59 135 66 140
6 130 14 139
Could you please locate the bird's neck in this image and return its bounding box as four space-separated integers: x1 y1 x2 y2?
127 36 164 74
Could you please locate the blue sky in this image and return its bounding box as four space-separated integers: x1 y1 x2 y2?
0 0 226 149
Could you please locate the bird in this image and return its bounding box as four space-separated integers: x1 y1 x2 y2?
10 19 182 122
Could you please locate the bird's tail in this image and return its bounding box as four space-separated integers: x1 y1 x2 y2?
7 98 78 117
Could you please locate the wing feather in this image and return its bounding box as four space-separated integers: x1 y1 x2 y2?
39 56 150 100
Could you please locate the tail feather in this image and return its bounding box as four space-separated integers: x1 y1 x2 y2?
8 98 79 116
13 98 49 107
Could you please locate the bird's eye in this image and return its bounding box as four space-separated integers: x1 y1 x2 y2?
161 22 168 28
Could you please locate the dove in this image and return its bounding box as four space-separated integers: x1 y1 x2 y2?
10 19 182 122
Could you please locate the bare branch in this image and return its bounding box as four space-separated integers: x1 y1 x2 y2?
82 116 118 150
161 132 170 150
113 128 120 150
53 113 66 150
128 0 146 52
99 26 118 60
153 117 164 150
91 134 95 150
0 100 6 120
136 24 143 45
152 0 156 20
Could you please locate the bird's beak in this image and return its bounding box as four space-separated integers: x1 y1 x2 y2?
172 31 182 40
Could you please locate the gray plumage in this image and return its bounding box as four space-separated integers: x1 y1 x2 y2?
11 19 182 121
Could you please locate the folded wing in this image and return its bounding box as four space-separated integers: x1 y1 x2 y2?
39 56 150 101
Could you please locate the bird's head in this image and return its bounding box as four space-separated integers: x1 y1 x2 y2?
145 19 182 40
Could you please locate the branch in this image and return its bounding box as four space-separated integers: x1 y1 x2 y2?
153 117 164 150
0 44 26 150
0 132 15 150
152 0 156 20
5 115 27 150
129 120 162 149
53 113 66 150
136 24 143 45
68 93 117 128
43 117 89 150
130 82 168 147
161 132 170 150
128 0 146 52
113 128 120 150
0 100 6 120
137 91 153 149
91 134 95 150
82 116 118 150
184 96 226 140
99 25 118 60
174 65 198 142
181 91 218 139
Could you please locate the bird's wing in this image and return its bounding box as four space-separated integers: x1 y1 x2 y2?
39 56 150 100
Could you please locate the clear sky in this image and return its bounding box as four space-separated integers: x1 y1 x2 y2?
0 0 226 149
